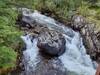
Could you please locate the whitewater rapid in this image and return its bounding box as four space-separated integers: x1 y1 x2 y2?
21 10 96 75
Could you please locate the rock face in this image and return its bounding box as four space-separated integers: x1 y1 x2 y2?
37 28 66 56
71 15 86 30
81 24 100 62
71 15 100 62
97 32 100 41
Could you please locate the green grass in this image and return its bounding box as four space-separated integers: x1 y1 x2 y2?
0 0 100 73
0 46 17 69
77 1 100 31
0 0 22 71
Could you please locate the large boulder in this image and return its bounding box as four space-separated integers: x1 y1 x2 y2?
37 28 66 56
71 15 86 30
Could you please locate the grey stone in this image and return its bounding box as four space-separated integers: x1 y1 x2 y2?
37 28 66 56
71 15 86 30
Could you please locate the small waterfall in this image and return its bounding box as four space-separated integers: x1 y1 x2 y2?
21 35 40 75
21 10 96 75
59 32 96 75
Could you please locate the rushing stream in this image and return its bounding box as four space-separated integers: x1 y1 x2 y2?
20 9 96 75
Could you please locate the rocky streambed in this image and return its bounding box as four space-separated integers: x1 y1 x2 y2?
11 8 100 75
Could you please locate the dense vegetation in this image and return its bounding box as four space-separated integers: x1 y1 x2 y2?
0 0 100 73
13 0 100 30
0 0 22 71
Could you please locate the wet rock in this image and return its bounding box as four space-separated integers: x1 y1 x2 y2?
71 15 100 62
71 15 86 30
18 11 96 75
97 31 100 41
32 58 67 75
20 9 75 38
20 34 67 75
37 28 66 56
81 23 100 62
17 8 35 29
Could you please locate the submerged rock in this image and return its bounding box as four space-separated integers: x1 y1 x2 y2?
37 28 66 56
32 58 67 75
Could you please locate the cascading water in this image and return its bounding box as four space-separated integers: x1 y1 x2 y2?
21 35 40 75
60 32 96 75
20 9 96 75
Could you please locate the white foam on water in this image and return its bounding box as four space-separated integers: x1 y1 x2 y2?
59 32 96 75
21 35 40 72
21 10 96 75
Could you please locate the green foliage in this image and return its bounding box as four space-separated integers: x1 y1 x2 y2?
0 46 17 68
11 0 82 20
0 0 22 70
77 2 91 17
77 1 100 31
0 0 100 72
32 0 82 19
